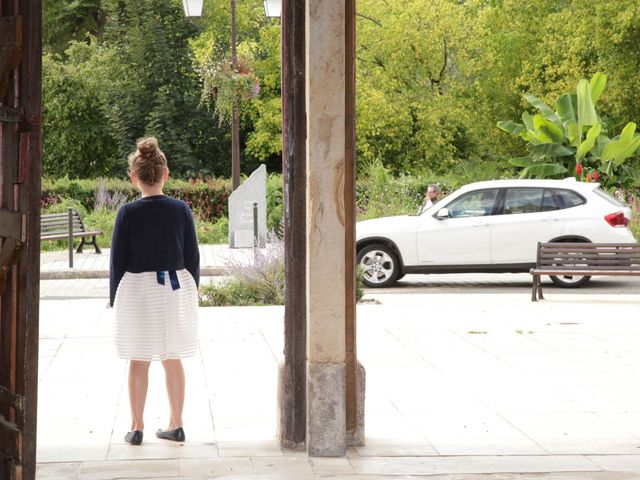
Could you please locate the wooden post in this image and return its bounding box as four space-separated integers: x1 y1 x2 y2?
278 0 307 449
344 0 363 446
0 1 42 479
68 207 73 268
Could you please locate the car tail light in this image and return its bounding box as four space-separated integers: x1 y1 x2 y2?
604 211 629 227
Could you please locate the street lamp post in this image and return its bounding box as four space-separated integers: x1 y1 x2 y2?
183 0 241 191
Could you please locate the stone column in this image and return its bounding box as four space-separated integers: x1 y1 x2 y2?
305 0 347 457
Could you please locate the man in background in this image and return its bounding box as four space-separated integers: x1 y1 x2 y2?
418 184 441 214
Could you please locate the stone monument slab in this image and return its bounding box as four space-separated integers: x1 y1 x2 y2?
228 164 267 248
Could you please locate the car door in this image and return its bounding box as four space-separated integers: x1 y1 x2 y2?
490 187 565 264
416 188 499 265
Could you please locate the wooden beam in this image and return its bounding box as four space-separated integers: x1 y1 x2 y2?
0 208 22 241
279 0 307 449
0 415 19 458
0 385 23 414
0 16 23 102
345 0 357 438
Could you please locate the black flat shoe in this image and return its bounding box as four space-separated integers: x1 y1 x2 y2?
156 427 185 442
125 430 143 445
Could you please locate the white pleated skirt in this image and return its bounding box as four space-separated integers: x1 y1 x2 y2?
114 269 199 361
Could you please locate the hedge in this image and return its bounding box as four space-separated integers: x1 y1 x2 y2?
42 176 231 222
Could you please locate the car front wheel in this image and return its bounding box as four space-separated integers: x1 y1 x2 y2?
357 244 400 288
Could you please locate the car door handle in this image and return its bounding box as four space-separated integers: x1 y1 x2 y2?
542 217 560 222
472 223 490 227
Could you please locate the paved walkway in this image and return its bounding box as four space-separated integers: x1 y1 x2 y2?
36 282 640 479
40 245 253 279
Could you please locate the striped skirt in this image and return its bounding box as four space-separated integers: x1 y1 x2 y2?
113 269 199 361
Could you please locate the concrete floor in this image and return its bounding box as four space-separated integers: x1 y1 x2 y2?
35 281 640 479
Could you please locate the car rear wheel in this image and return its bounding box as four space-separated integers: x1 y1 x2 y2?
549 273 591 288
548 238 592 288
357 244 400 288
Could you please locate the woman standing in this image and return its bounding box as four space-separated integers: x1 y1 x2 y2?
110 137 200 446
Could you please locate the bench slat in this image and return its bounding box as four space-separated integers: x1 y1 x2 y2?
532 242 640 301
42 232 101 240
532 269 640 276
540 242 640 248
535 265 640 272
539 258 640 265
540 254 640 263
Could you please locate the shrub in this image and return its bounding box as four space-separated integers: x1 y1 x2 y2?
266 173 284 235
196 217 229 245
199 235 366 307
42 176 231 222
199 236 285 306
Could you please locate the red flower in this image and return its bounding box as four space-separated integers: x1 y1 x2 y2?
575 164 583 175
592 171 600 180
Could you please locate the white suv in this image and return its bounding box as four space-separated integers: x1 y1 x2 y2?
356 179 636 288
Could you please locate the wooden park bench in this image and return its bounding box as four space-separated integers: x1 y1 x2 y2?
41 208 102 268
530 242 640 301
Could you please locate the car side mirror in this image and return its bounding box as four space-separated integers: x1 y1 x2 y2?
436 208 449 219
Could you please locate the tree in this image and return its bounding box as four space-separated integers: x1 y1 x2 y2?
43 40 125 177
43 0 105 55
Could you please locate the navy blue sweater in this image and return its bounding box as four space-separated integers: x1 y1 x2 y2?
109 195 200 307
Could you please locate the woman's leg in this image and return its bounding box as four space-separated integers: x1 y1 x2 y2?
161 359 185 430
128 360 151 431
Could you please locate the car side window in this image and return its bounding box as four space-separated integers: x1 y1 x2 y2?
503 188 545 214
554 189 586 209
447 189 499 218
541 189 559 211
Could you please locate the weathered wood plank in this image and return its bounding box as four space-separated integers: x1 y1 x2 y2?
0 385 23 413
0 16 22 102
0 209 22 241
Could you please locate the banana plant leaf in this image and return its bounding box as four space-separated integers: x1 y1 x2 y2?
603 117 625 133
590 135 611 159
533 114 564 143
602 134 640 166
556 94 577 124
576 123 602 161
508 156 537 168
528 143 575 157
524 94 561 126
567 121 580 147
577 79 598 126
520 112 539 143
590 72 607 104
497 121 524 135
520 163 569 178
620 121 637 143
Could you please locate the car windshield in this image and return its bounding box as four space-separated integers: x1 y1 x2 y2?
593 187 627 208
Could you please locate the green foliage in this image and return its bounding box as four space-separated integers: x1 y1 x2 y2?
199 239 285 306
356 160 430 220
498 72 640 187
42 176 231 222
199 277 280 306
43 41 126 178
43 0 104 55
199 240 366 307
42 0 640 186
355 0 489 175
196 217 229 244
266 173 283 235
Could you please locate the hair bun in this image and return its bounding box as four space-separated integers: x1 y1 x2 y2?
137 137 159 157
